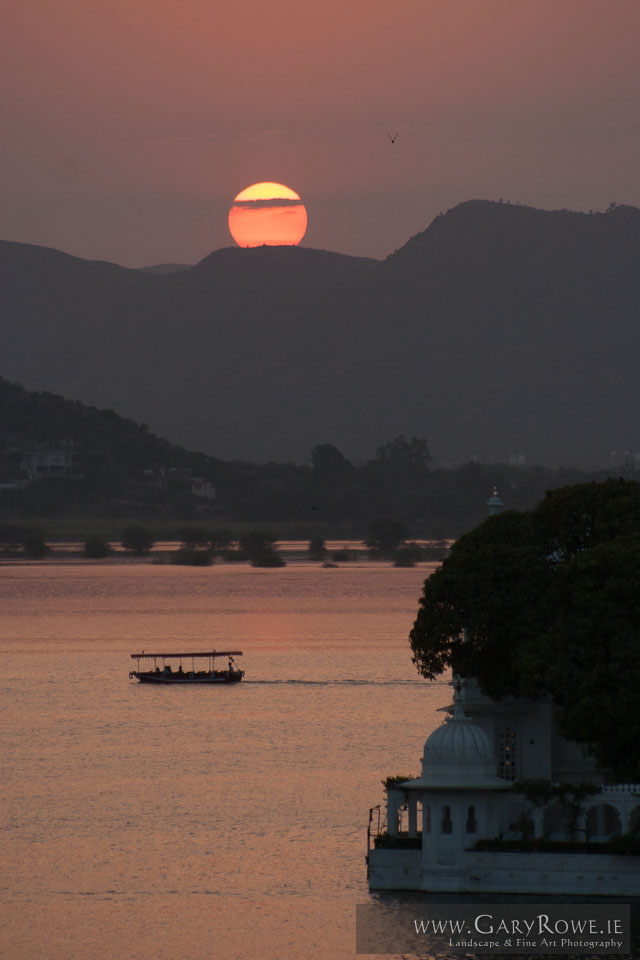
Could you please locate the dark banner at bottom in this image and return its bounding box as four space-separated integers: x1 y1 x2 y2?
356 903 631 955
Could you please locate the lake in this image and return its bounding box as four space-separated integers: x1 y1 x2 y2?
1 560 453 960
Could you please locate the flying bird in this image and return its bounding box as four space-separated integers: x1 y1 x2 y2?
388 131 399 144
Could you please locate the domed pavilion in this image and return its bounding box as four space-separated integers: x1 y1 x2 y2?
367 680 640 894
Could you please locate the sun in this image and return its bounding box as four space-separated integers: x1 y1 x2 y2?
228 181 308 248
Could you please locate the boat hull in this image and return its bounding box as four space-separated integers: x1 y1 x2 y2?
130 672 243 684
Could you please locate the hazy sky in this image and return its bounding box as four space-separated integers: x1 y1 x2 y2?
2 0 639 266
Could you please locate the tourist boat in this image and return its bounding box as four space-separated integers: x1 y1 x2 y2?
129 650 244 684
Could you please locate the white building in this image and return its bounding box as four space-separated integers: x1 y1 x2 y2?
367 680 640 894
21 449 75 479
191 478 217 499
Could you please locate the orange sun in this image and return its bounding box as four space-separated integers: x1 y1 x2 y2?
228 181 308 247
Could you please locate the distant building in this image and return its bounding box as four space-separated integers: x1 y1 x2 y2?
192 478 216 499
508 453 526 466
144 467 198 492
0 481 29 493
21 448 76 480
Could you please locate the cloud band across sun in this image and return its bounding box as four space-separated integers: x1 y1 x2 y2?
232 197 305 208
228 182 307 247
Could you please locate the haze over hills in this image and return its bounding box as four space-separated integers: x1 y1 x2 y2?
2 200 640 467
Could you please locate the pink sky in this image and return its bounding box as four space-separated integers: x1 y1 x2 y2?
2 0 639 265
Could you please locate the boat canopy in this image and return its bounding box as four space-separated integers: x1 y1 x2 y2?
130 651 243 659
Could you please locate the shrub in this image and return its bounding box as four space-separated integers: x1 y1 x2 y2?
84 535 111 559
382 775 414 790
23 530 48 559
251 547 286 567
208 527 235 552
331 548 352 562
121 524 154 554
308 536 327 561
172 549 213 566
393 543 423 567
239 529 278 561
177 526 209 550
0 524 26 554
374 831 422 849
221 548 247 563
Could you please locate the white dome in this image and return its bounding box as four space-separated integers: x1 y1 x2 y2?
424 714 493 765
417 692 508 788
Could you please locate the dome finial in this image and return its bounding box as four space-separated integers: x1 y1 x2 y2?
449 685 468 723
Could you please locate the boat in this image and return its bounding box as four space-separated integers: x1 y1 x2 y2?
129 650 244 684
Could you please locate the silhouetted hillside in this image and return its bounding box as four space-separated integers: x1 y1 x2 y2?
0 376 215 473
139 263 193 274
2 202 640 466
364 200 640 465
0 376 611 532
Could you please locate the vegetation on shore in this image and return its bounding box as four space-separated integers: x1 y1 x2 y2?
0 520 448 568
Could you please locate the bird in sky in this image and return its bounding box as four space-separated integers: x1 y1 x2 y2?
388 131 399 144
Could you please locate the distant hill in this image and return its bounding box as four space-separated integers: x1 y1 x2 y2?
139 263 193 274
0 375 217 476
2 201 640 467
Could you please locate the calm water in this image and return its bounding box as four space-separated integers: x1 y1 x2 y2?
1 561 453 960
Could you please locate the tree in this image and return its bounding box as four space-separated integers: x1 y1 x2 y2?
84 535 111 559
366 518 408 558
311 443 353 482
121 524 154 555
308 536 327 561
0 524 27 554
239 529 278 560
373 436 431 475
240 528 285 567
23 529 48 559
238 528 285 566
177 526 209 551
251 549 285 568
393 542 423 567
409 479 640 780
208 527 235 552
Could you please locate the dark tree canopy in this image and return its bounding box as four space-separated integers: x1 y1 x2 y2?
121 524 154 555
310 443 353 482
239 529 277 559
373 435 431 474
84 534 110 559
366 517 409 557
178 526 210 551
409 479 640 780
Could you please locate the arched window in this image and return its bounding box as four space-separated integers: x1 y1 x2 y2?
498 726 518 780
441 805 453 834
424 804 432 833
466 805 478 834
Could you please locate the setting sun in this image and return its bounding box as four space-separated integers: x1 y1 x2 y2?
228 181 307 247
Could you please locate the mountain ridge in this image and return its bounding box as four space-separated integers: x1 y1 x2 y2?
2 200 639 467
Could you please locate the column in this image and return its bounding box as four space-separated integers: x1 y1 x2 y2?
408 795 418 837
387 790 403 836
